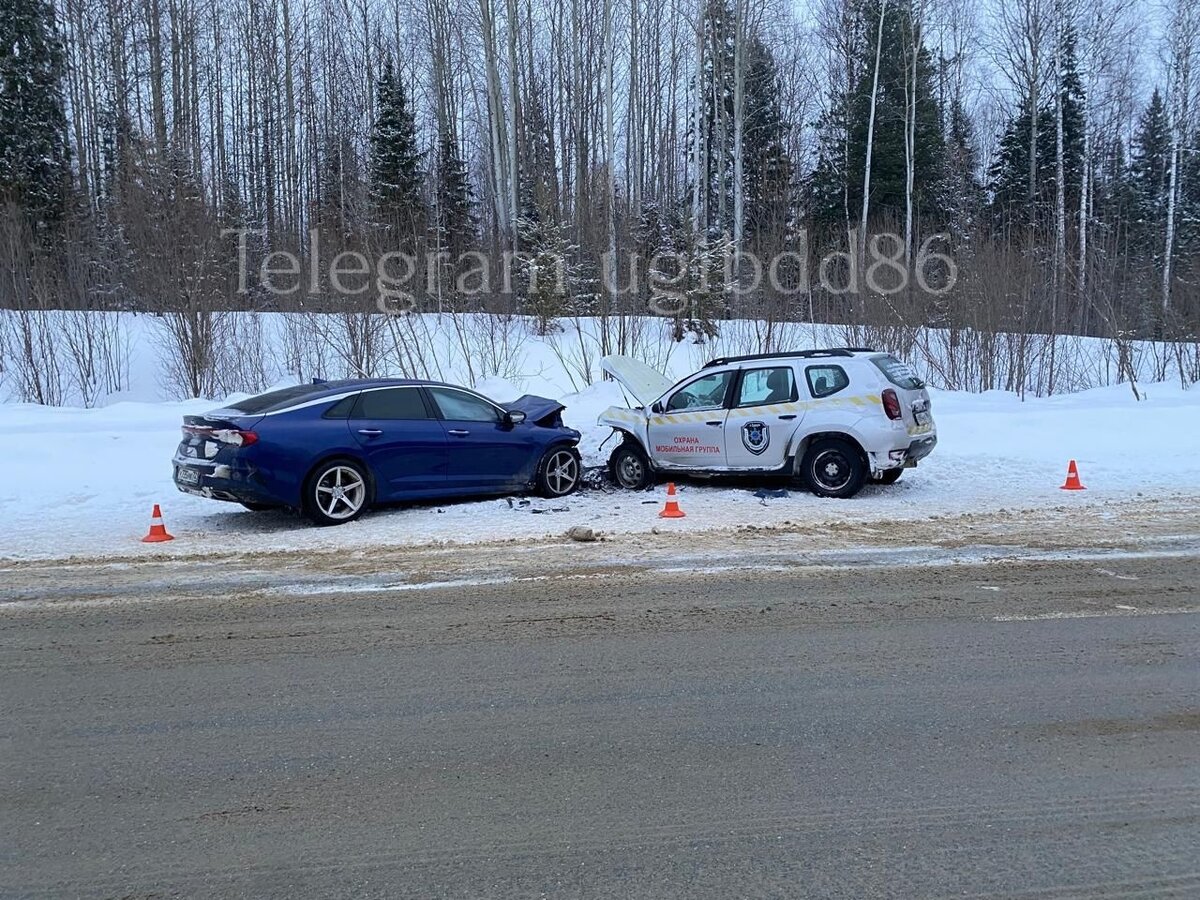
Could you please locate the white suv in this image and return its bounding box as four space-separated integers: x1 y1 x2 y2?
598 349 936 498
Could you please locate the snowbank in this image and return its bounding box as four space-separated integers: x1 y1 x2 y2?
3 310 1197 407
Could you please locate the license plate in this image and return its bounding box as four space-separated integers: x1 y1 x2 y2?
914 408 930 426
177 466 200 485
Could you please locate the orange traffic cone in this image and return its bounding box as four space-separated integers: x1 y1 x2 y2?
1060 460 1086 491
141 504 175 542
658 482 686 518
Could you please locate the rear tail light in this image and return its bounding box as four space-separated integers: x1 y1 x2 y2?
882 389 903 420
181 425 259 446
220 429 258 447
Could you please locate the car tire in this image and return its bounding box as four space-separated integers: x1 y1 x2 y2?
609 440 652 490
871 468 903 485
536 445 582 498
801 438 867 499
302 458 372 526
239 501 278 512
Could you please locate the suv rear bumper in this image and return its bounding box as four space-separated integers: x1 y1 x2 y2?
905 435 937 463
873 434 937 474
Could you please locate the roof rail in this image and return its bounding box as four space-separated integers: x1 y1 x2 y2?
702 348 875 368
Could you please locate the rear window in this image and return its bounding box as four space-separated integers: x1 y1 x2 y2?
323 394 358 418
227 383 331 414
871 355 925 390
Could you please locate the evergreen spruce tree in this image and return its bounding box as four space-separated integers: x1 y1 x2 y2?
806 0 945 232
427 131 476 308
1130 88 1170 223
742 35 794 248
1129 89 1200 261
369 57 424 230
988 26 1086 229
517 210 578 334
987 104 1034 218
677 229 728 342
433 133 474 260
97 105 135 202
0 0 70 235
1091 135 1136 235
1054 26 1087 196
519 88 557 222
316 136 365 242
1177 125 1200 256
942 96 984 240
805 98 852 232
512 89 566 327
1124 87 1172 274
685 0 793 244
847 0 943 223
692 0 735 236
220 169 247 230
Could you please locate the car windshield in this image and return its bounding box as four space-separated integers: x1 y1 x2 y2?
871 355 925 390
667 371 733 411
226 383 334 414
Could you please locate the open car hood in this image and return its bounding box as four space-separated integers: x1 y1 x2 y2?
600 355 673 407
503 394 565 427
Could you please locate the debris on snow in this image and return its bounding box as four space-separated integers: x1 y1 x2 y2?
752 488 790 500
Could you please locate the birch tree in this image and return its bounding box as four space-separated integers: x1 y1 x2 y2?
1161 0 1198 312
860 0 887 272
479 0 511 236
994 0 1052 210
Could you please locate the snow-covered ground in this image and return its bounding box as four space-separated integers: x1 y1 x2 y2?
1 375 1197 562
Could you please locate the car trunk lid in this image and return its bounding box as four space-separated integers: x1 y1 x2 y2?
182 411 263 433
178 412 264 461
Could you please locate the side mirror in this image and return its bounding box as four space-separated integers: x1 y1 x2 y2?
650 401 664 414
504 409 527 427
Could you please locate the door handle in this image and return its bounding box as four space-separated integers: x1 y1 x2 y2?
357 429 383 436
777 414 797 421
705 420 723 427
447 429 470 436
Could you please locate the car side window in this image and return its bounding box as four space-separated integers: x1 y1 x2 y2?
666 371 733 412
429 387 502 423
352 388 431 420
736 367 797 407
323 394 358 418
806 365 850 399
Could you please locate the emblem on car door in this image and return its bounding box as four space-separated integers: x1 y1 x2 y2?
741 421 770 455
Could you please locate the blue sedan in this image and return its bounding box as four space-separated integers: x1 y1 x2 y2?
172 379 583 525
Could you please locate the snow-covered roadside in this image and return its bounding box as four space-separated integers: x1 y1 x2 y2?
4 310 1197 409
0 379 1197 562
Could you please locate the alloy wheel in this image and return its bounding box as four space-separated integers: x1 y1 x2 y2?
314 465 367 520
545 449 580 496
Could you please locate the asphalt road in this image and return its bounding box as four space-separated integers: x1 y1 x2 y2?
2 550 1199 899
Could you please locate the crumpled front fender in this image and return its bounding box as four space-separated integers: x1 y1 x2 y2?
598 405 650 450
